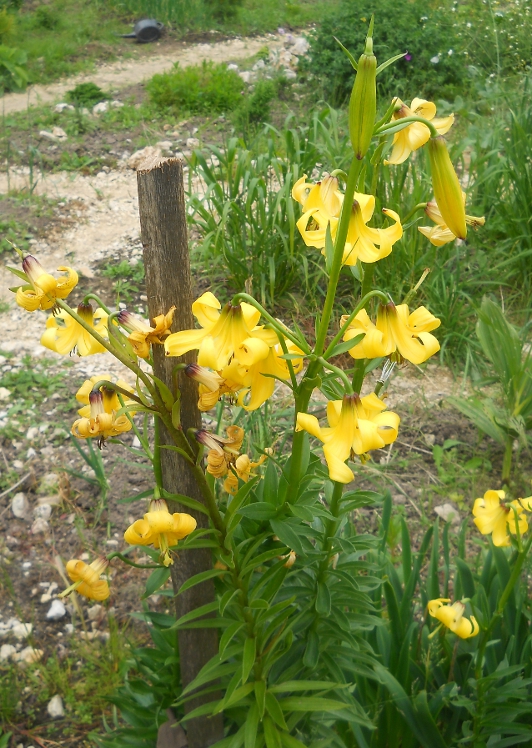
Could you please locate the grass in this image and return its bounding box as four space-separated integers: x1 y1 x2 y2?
100 259 145 306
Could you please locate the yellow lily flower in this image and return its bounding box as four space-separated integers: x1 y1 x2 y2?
185 362 243 411
292 174 343 217
13 254 78 311
71 389 132 445
118 307 175 359
472 489 529 547
232 335 304 411
75 375 135 417
296 393 400 483
164 292 262 370
418 196 486 246
342 197 402 265
124 499 197 567
41 302 108 356
384 98 454 166
294 184 402 265
428 598 479 639
342 303 441 364
224 452 269 495
62 557 110 601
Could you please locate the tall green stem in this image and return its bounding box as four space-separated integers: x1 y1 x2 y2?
314 157 364 358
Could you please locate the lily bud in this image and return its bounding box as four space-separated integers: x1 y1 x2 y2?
348 27 377 160
427 136 467 240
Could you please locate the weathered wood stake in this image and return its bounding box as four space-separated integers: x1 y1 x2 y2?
137 157 224 748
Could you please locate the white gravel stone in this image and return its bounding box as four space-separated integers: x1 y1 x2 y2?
93 101 109 114
26 448 37 459
0 644 16 661
26 426 39 440
0 387 10 399
13 646 43 664
186 137 200 149
54 102 74 112
156 140 173 150
31 517 50 534
291 36 309 55
12 622 32 639
34 503 52 520
47 694 65 718
46 600 67 621
434 503 461 524
11 492 30 519
87 604 103 621
227 63 238 71
282 68 297 80
239 71 253 83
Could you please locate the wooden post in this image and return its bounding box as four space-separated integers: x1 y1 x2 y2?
137 158 224 748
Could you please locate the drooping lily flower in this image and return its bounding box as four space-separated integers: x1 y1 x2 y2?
75 375 135 417
71 390 132 444
224 452 269 495
472 489 529 547
294 183 403 266
124 499 197 567
41 302 108 356
164 292 262 370
233 334 304 411
428 599 479 639
292 174 343 217
185 362 243 411
118 307 175 359
342 197 403 265
13 255 78 311
384 98 454 166
296 393 400 483
342 303 441 364
418 195 486 246
61 557 110 601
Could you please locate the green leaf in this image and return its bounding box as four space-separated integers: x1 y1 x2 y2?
334 36 358 70
315 581 331 616
456 557 476 599
328 333 365 358
255 680 266 719
219 621 244 657
279 735 308 748
269 681 343 694
242 637 256 684
303 629 319 669
162 490 209 515
170 601 218 629
324 222 335 274
178 568 227 594
270 519 304 555
238 503 278 521
6 266 28 282
264 716 282 748
279 696 350 713
376 52 407 75
142 566 170 598
265 692 288 730
152 375 175 410
244 703 260 748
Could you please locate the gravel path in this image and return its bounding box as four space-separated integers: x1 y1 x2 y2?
0 34 281 115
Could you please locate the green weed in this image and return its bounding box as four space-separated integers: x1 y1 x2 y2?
147 60 244 116
101 259 145 306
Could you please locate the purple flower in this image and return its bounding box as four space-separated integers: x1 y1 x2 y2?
405 53 412 61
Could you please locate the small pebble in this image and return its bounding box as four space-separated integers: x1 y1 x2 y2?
47 694 65 718
0 644 16 661
31 518 50 534
11 492 30 519
46 600 67 621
